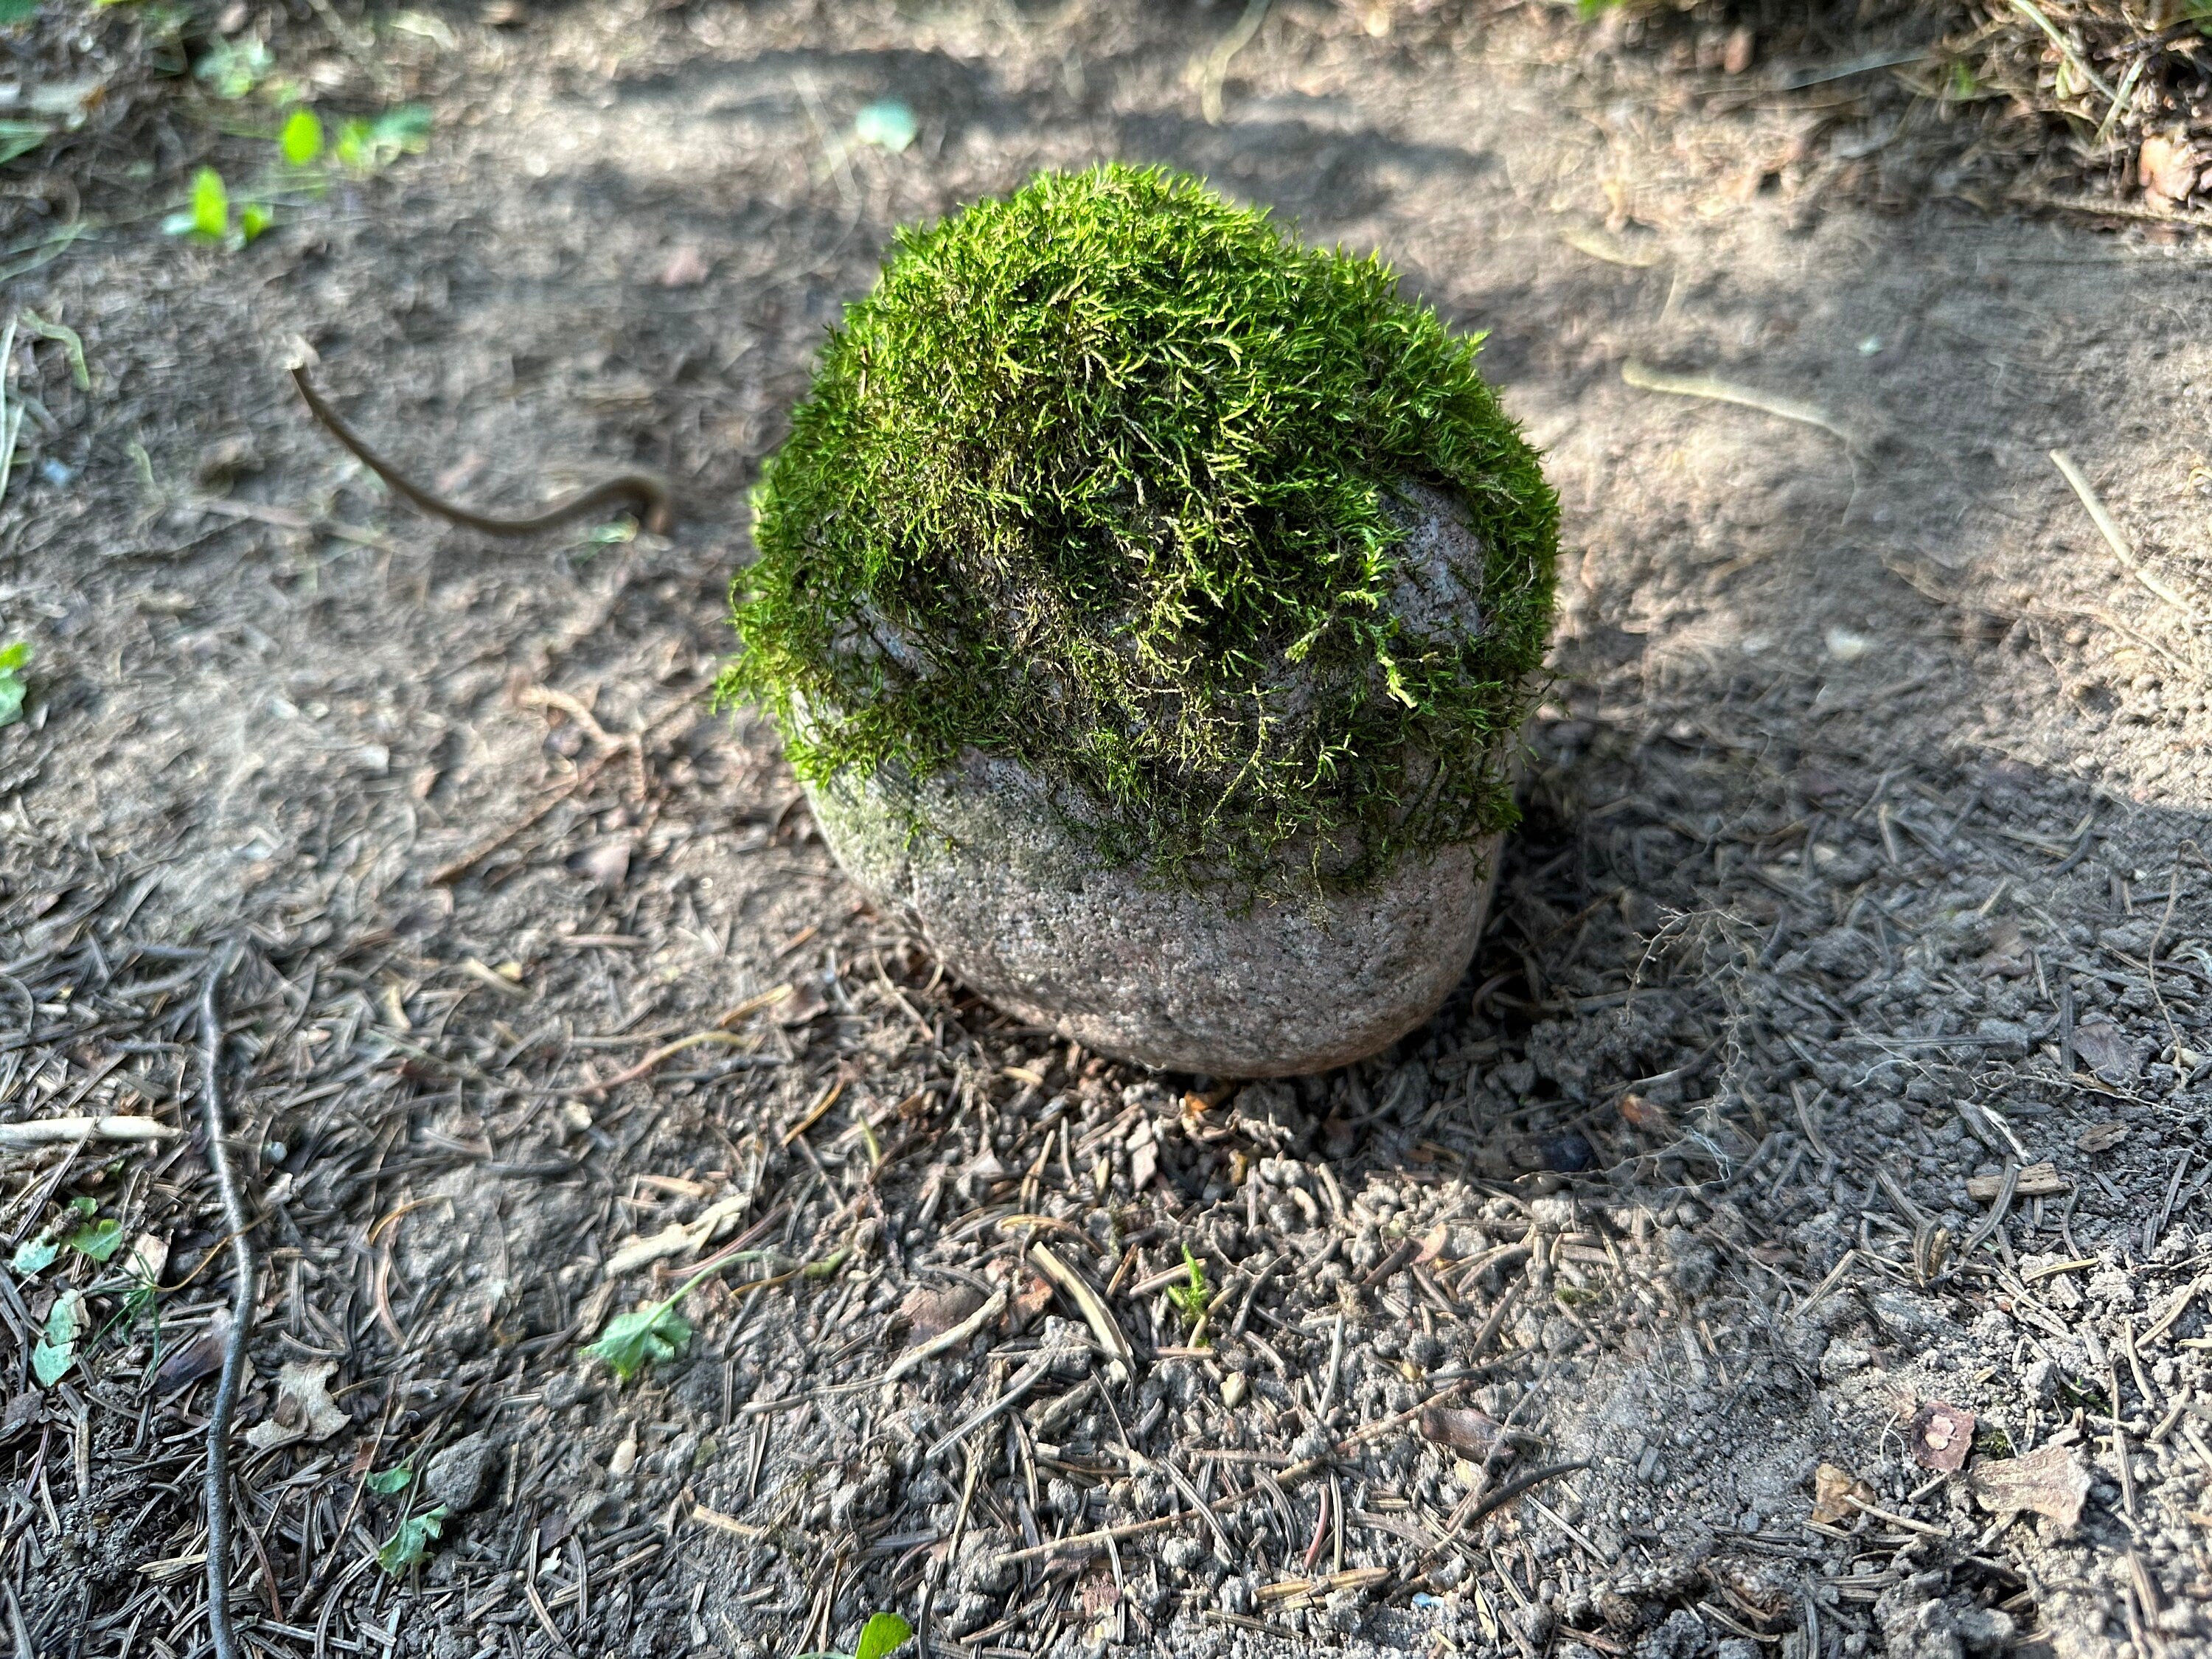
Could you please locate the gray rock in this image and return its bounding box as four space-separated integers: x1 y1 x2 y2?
809 754 1500 1074
801 481 1517 1076
1640 1609 1708 1659
423 1432 495 1514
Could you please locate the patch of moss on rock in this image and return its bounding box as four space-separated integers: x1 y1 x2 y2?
719 162 1557 898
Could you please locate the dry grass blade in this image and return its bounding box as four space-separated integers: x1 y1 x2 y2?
2007 0 2116 101
1186 0 1271 125
1030 1243 1134 1384
1621 361 1855 448
883 1285 1009 1382
2050 448 2204 625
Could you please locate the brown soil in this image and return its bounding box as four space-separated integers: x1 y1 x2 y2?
3 7 2210 1659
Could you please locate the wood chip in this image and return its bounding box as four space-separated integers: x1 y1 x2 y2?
0 1116 181 1150
1809 1463 1875 1526
1966 1441 2090 1528
1908 1402 1975 1472
1417 1406 1501 1457
1966 1161 2065 1201
883 1284 1009 1382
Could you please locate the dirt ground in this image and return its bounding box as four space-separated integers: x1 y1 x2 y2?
4 5 2211 1659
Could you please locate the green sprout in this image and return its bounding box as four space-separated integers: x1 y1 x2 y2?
1165 1245 1212 1344
161 167 229 241
65 1216 123 1262
160 167 271 247
366 1466 414 1495
0 642 24 729
582 1259 727 1383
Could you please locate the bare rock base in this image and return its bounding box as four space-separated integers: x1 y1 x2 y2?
805 754 1503 1077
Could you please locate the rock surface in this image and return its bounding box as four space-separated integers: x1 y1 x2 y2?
804 482 1512 1077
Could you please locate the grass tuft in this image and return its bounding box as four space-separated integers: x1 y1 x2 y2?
720 163 1557 897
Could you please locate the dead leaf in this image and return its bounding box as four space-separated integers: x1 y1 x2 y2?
1414 1221 1451 1265
2140 133 2201 205
2077 1119 2129 1155
120 1231 170 1284
1078 1567 1119 1615
0 1393 39 1444
1809 1462 1876 1526
2072 1022 2137 1084
1619 1093 1674 1136
154 1310 232 1394
1130 1138 1158 1192
1966 1161 2065 1201
776 983 828 1027
1976 918 2031 978
1909 1401 1976 1472
1722 26 1754 75
1418 1406 1501 1456
566 838 632 890
244 1360 350 1451
1967 1441 2090 1528
898 1283 984 1346
1008 1270 1054 1331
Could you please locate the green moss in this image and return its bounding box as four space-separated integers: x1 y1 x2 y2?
719 162 1557 897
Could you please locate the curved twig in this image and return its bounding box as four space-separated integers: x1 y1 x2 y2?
199 945 250 1659
290 366 673 537
1456 1459 1591 1531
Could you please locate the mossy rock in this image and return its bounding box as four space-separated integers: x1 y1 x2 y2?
722 164 1555 1071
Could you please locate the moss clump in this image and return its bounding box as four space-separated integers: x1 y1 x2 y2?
720 162 1557 897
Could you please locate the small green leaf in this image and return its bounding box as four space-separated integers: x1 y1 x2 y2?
0 643 27 729
336 104 431 171
10 1237 58 1276
194 37 273 100
373 105 433 150
852 100 917 154
181 167 229 240
238 202 271 243
582 1298 691 1383
66 1195 97 1217
65 1218 124 1263
31 1290 81 1386
580 1254 738 1382
0 1 39 26
0 119 50 167
374 1505 447 1575
854 1611 914 1659
280 108 324 165
366 1466 413 1495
